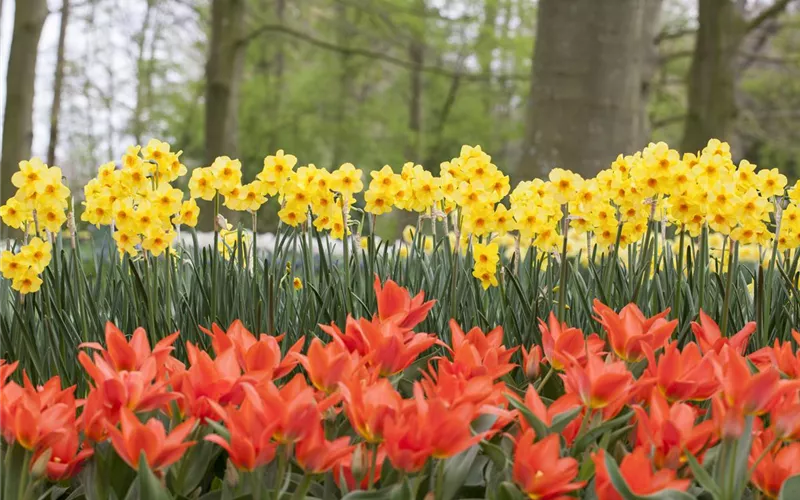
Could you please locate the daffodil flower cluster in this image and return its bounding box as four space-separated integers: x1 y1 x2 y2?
0 158 70 293
81 139 197 257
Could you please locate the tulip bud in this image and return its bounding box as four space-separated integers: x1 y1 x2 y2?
224 459 239 487
350 444 369 485
30 448 52 478
522 345 543 382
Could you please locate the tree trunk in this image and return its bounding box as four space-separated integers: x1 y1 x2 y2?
680 0 745 154
518 0 652 178
637 0 663 147
332 2 352 166
1 0 48 206
47 0 70 167
680 0 791 155
132 0 155 146
205 0 246 164
406 0 426 162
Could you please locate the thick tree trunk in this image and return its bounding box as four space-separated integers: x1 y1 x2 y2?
1 0 48 206
680 0 745 154
47 0 70 167
205 0 246 164
638 0 663 146
332 2 352 166
518 0 652 178
132 0 155 146
406 0 426 162
680 0 791 155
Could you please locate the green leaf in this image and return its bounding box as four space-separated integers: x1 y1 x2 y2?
548 406 582 434
340 485 405 499
440 445 479 500
779 474 800 500
603 453 696 500
505 394 548 438
497 481 526 500
128 453 172 500
683 448 721 499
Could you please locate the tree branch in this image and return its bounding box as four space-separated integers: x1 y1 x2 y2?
239 23 529 81
654 26 695 44
747 0 794 33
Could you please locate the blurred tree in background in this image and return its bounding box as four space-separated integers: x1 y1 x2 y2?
1 0 799 219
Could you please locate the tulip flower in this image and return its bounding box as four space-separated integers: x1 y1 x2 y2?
517 386 583 445
749 435 800 498
340 377 403 443
358 319 437 377
561 351 633 413
79 322 179 374
633 391 716 469
106 408 196 472
643 341 719 402
253 374 322 444
593 448 690 500
205 396 279 471
593 300 676 362
295 425 353 474
442 320 517 380
178 344 244 421
373 276 435 331
539 312 604 370
34 428 93 481
691 310 755 355
320 316 371 357
293 338 357 394
521 344 543 381
750 330 800 378
333 444 386 491
512 429 584 500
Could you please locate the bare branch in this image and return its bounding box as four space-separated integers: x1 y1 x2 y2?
240 23 529 81
747 0 794 33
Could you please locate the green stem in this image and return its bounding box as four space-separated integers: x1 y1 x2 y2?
720 240 737 337
367 442 379 491
674 225 686 321
291 474 313 500
252 211 259 327
534 364 555 392
211 192 220 324
341 199 353 316
434 458 445 500
558 203 569 322
143 251 157 345
273 445 289 500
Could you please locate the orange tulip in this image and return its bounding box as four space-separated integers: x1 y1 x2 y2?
750 330 800 378
633 391 716 469
107 408 196 472
293 338 358 393
34 428 93 481
205 396 278 471
340 377 402 443
253 374 322 444
593 300 676 362
358 319 437 377
592 448 690 500
295 425 353 474
770 390 800 440
521 345 543 381
749 434 800 498
691 310 755 355
178 344 244 421
540 312 604 370
512 429 584 500
517 387 583 445
5 386 75 451
561 351 633 412
200 320 302 379
79 322 179 375
373 275 435 331
442 320 517 380
320 316 371 357
420 368 504 410
78 352 178 420
643 341 719 402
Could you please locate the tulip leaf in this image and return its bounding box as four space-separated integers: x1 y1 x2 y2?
779 474 800 500
340 484 408 500
549 406 582 434
497 481 526 500
128 453 173 500
682 448 722 499
505 394 549 438
441 445 480 500
572 410 633 455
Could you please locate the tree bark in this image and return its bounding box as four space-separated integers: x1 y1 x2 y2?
47 0 70 167
518 0 653 178
205 0 246 164
638 0 663 146
680 0 791 155
132 0 155 146
1 0 48 206
406 0 426 162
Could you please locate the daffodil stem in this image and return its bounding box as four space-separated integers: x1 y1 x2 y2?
211 193 220 324
558 203 569 322
674 225 686 323
720 240 737 337
252 211 259 328
144 251 157 345
341 199 353 316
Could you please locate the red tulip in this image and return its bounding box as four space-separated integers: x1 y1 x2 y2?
293 338 358 394
295 425 353 474
358 319 437 377
177 344 244 421
691 310 755 355
512 429 584 500
253 374 321 444
441 320 517 380
750 330 800 378
79 322 179 375
633 391 716 469
593 448 690 500
106 408 196 472
593 300 676 362
540 312 604 370
373 276 435 331
749 434 800 498
340 377 403 443
521 345 543 381
205 395 278 471
561 351 633 413
643 341 719 402
34 428 93 481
